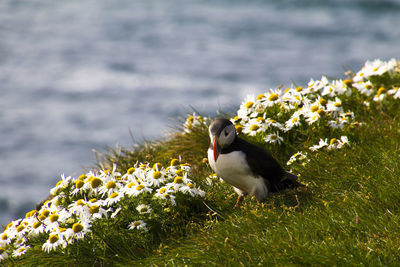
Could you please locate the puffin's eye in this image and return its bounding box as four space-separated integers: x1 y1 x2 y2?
224 130 229 136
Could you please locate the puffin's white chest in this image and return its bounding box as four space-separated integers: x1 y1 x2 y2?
207 149 268 200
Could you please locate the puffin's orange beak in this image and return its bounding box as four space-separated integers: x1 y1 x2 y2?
213 136 220 162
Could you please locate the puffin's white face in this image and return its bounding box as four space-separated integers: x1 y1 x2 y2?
209 119 237 161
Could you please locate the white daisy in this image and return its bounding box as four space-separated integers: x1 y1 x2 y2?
64 221 91 243
309 138 328 151
165 174 191 191
49 174 72 196
42 233 66 253
180 183 205 197
145 170 167 187
263 89 281 107
326 97 343 113
128 220 148 232
103 192 123 207
136 204 152 214
12 245 30 257
264 132 283 145
242 120 265 136
352 81 374 96
122 182 153 197
285 112 301 131
153 187 177 205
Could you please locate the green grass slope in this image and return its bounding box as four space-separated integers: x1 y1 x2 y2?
137 108 400 266
2 59 400 266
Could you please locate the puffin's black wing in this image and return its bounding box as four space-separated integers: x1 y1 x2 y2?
235 137 300 192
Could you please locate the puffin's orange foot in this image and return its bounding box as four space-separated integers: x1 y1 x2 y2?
233 195 244 208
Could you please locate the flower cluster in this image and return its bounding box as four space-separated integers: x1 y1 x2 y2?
353 58 399 83
231 58 399 167
0 159 205 262
183 112 209 133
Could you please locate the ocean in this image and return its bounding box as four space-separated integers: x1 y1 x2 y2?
1 0 399 225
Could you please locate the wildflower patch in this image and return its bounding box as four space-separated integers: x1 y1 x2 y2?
0 159 205 262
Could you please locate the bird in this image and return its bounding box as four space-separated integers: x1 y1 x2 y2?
207 118 302 207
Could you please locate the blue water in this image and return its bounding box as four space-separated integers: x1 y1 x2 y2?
1 0 400 225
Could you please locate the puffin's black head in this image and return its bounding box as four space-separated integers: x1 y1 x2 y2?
209 118 237 161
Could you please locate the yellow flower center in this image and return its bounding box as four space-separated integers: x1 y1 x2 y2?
0 248 4 254
90 205 100 214
256 117 265 122
50 214 59 223
318 98 327 106
187 183 195 189
256 94 265 101
159 188 167 194
377 87 386 96
270 135 278 140
110 192 119 199
174 176 184 184
133 221 141 227
33 221 42 229
343 79 352 87
1 233 8 240
78 174 87 180
268 93 279 101
139 207 148 213
330 138 337 146
170 159 180 166
269 119 277 123
49 234 59 244
25 210 37 218
310 105 319 112
104 169 111 175
235 125 243 133
292 117 299 123
153 163 162 171
77 199 85 206
127 167 135 174
136 184 145 191
245 101 254 109
106 181 116 190
153 171 162 179
139 164 148 170
334 102 342 107
175 169 184 176
90 177 102 189
75 180 84 189
250 124 259 131
187 116 194 123
41 210 50 218
89 198 97 203
72 223 84 233
16 225 25 232
365 84 372 89
296 86 303 92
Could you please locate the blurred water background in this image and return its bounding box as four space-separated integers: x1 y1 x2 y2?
1 0 400 225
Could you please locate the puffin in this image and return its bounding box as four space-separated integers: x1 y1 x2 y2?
208 118 302 207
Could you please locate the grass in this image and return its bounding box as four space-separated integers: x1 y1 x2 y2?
128 104 400 266
3 60 400 266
